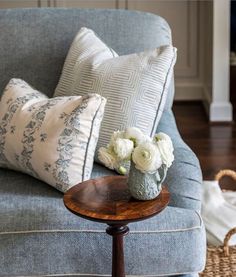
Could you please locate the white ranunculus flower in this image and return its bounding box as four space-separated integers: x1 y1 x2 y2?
124 127 145 146
98 147 117 170
108 130 125 151
110 130 125 144
153 132 174 152
132 142 162 173
156 140 174 168
113 138 134 160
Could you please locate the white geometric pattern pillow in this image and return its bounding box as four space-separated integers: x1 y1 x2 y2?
0 79 106 192
54 27 177 162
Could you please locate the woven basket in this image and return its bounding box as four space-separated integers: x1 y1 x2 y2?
200 170 236 276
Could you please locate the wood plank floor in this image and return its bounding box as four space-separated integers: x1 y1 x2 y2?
173 102 236 190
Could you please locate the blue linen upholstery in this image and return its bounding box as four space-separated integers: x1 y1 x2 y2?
0 8 206 277
157 111 203 211
0 165 205 276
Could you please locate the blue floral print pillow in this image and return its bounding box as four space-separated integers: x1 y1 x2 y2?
0 79 106 192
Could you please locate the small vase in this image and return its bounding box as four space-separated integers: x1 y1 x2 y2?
127 162 167 200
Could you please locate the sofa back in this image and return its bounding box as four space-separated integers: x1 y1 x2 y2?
0 8 174 108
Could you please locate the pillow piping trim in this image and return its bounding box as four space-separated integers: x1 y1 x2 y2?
82 99 104 181
151 48 176 136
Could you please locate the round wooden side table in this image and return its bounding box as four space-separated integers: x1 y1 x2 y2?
63 176 170 277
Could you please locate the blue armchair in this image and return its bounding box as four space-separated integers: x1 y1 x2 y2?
0 8 206 276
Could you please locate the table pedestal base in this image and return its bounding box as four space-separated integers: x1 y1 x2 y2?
106 225 129 277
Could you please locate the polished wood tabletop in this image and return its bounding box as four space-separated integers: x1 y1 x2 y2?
63 175 170 225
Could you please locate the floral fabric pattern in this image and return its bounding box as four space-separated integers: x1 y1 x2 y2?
21 99 59 178
0 79 106 192
52 95 91 192
0 79 44 168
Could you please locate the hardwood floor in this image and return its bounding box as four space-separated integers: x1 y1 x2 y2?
173 102 236 190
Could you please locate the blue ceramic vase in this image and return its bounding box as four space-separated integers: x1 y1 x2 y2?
127 162 167 200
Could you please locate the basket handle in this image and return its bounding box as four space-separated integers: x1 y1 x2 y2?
223 227 236 256
215 169 236 182
215 170 236 256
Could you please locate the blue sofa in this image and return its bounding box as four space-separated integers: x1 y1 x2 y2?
0 8 206 277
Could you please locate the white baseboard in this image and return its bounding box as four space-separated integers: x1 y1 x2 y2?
174 83 233 122
202 84 233 121
210 102 233 121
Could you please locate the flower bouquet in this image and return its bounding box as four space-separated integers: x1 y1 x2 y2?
98 127 174 200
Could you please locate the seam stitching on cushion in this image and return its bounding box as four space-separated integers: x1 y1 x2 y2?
186 177 202 185
9 270 200 277
0 225 201 235
181 195 201 201
82 98 103 180
179 160 200 169
194 210 203 227
131 226 201 233
151 47 176 135
169 191 201 202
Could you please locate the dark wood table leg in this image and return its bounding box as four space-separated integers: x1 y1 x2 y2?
106 225 129 277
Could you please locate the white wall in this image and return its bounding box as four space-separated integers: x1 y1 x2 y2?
210 0 232 121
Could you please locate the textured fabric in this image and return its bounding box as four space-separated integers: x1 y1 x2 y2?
202 180 236 246
156 110 202 211
0 168 205 276
223 190 236 205
0 79 106 192
0 8 205 277
54 27 177 162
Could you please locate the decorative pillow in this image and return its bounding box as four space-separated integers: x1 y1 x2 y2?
0 79 106 192
54 27 177 162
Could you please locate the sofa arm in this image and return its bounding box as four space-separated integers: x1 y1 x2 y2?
156 110 203 211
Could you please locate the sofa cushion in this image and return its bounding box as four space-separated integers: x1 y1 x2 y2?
54 27 177 162
0 79 106 192
0 167 205 276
